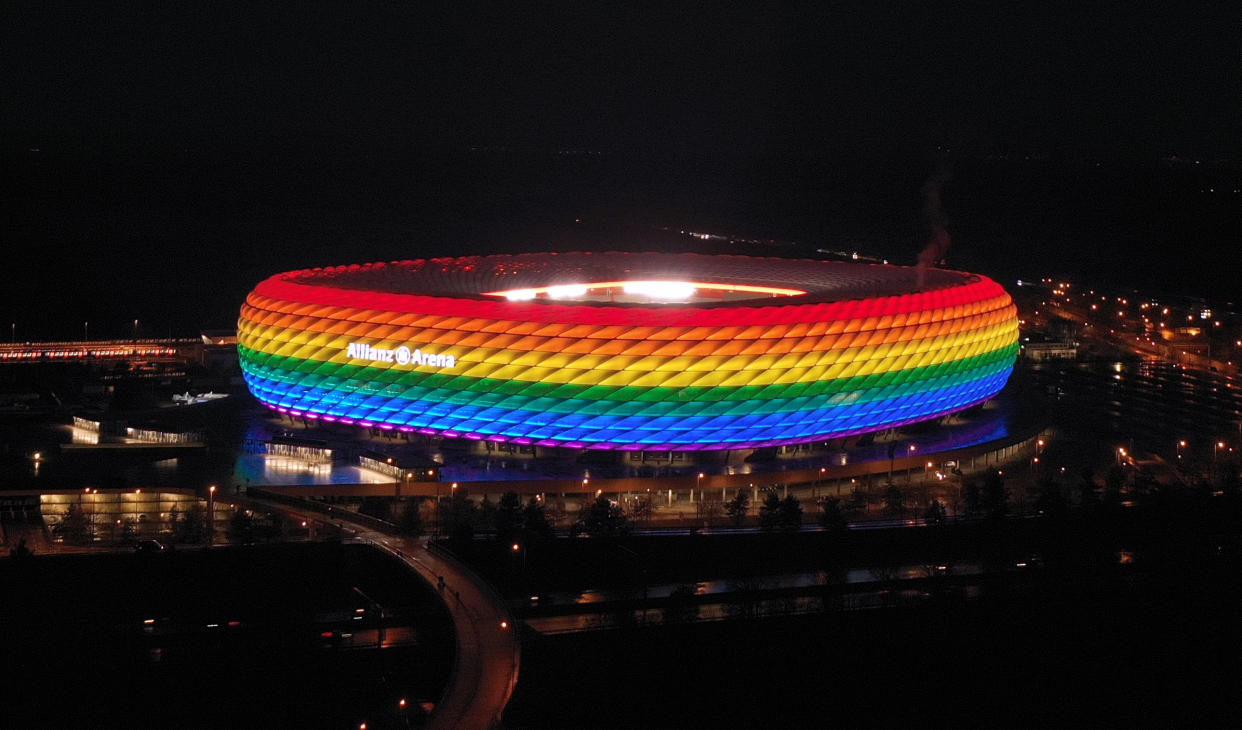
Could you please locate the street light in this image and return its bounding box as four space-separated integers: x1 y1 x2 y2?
208 485 216 546
512 542 526 588
1177 440 1187 461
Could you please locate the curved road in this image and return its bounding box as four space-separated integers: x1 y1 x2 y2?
240 496 520 730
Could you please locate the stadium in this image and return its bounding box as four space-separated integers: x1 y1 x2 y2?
237 252 1019 451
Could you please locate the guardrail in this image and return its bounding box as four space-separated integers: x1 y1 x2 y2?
245 487 403 534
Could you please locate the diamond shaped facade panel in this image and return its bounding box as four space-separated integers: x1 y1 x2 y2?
237 253 1019 450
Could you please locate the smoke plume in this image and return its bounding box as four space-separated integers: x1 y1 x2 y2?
915 167 952 289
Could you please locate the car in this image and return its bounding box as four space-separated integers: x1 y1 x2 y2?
135 539 166 553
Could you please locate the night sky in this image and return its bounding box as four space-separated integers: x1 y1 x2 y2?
5 4 1240 155
2 4 1240 338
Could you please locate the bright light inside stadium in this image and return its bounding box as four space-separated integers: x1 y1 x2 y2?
546 284 589 299
621 281 697 300
482 280 806 301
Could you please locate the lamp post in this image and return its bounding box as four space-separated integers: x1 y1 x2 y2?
1177 440 1187 462
207 485 216 546
512 541 526 592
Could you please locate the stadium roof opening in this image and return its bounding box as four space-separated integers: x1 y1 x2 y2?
483 280 807 303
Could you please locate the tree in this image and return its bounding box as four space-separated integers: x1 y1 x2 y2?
445 493 478 551
10 537 34 558
779 495 803 531
398 499 424 537
962 479 985 517
523 497 554 540
696 495 723 525
924 499 947 525
229 509 255 544
494 491 525 542
818 497 848 532
759 490 802 532
884 483 904 516
724 490 750 527
630 492 656 527
759 489 784 530
175 502 207 544
1034 477 1069 521
56 503 91 545
582 496 628 538
477 494 497 532
982 470 1008 519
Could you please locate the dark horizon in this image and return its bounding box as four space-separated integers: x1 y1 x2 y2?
5 142 1240 342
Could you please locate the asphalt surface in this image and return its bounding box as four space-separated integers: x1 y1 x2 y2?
242 496 520 730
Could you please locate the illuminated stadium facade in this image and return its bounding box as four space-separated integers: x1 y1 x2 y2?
237 252 1019 451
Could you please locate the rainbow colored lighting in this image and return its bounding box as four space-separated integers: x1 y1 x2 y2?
237 253 1019 450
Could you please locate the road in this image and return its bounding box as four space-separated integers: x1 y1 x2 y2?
243 495 520 730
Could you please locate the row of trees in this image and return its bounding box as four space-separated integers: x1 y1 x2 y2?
53 502 211 546
51 502 311 547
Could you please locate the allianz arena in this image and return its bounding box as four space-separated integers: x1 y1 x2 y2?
237 252 1019 451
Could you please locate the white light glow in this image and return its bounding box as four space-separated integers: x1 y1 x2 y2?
622 281 697 300
504 289 538 301
546 284 589 299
